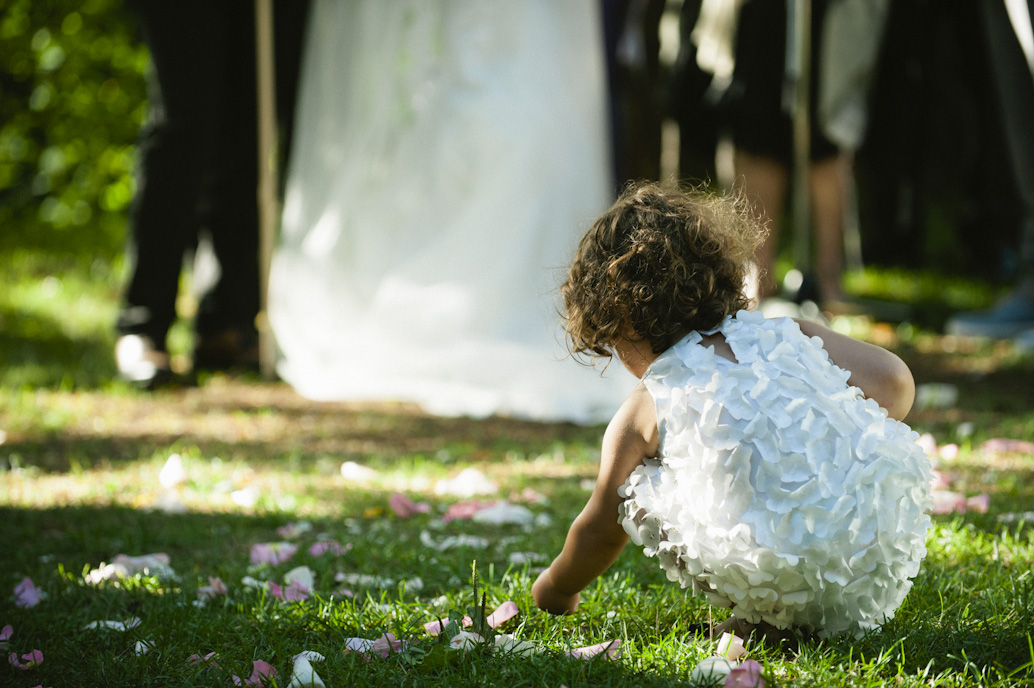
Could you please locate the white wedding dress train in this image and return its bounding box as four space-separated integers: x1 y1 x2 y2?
269 0 635 423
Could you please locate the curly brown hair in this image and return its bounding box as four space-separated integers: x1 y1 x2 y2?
562 181 767 360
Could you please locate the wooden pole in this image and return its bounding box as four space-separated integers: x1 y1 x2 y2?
255 0 278 380
788 0 811 272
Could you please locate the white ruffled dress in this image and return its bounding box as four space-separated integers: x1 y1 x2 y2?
617 310 932 637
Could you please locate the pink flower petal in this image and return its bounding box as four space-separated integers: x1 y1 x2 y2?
424 618 447 635
9 649 43 669
725 659 765 688
250 542 298 566
370 633 403 658
276 521 312 539
283 579 310 602
309 539 351 557
981 438 1034 455
930 490 967 514
568 639 622 660
233 659 278 686
389 493 417 518
197 576 227 600
486 600 520 628
425 600 520 635
187 651 219 669
966 494 991 514
13 578 42 608
0 624 13 646
916 433 938 457
717 632 747 661
441 500 495 523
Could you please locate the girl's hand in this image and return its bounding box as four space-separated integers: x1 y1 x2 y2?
532 567 580 615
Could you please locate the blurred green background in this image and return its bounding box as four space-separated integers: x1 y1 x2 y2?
1 0 147 260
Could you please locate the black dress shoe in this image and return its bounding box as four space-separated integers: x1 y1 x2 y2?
115 334 174 389
193 328 260 372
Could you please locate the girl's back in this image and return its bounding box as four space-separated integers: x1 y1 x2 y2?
619 309 932 637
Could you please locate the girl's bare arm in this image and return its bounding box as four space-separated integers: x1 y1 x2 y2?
532 384 657 614
794 318 916 420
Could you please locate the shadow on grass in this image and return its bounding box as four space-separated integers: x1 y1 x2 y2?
3 384 606 474
0 302 118 390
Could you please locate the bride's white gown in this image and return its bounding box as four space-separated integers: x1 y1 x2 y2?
269 0 635 423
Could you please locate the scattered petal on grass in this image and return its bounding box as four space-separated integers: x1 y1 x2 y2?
285 580 311 601
250 542 298 566
284 566 315 591
86 553 175 584
568 639 622 660
717 632 747 661
13 578 43 608
241 576 266 590
340 461 378 483
197 576 227 601
507 551 546 565
441 499 496 523
434 468 498 497
158 453 187 489
309 540 351 557
134 639 154 656
276 521 313 539
725 659 765 688
486 600 519 627
981 438 1034 455
471 502 535 525
83 617 141 632
0 624 12 648
424 600 519 635
233 659 277 687
187 651 220 669
930 469 954 490
388 492 431 518
419 531 489 551
8 649 43 669
917 433 938 457
493 633 541 657
335 572 394 588
342 637 375 653
370 633 403 658
288 657 325 688
930 490 992 515
689 657 736 685
449 631 486 650
998 511 1034 523
293 650 325 663
966 494 991 513
514 487 549 505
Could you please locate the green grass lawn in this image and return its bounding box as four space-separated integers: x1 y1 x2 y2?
2 251 1034 687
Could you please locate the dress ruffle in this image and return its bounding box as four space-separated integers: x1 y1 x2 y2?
618 310 932 637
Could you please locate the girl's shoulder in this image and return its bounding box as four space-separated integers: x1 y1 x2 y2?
605 382 659 461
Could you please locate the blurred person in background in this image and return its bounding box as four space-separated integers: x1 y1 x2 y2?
116 0 308 388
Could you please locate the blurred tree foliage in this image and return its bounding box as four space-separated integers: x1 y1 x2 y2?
0 0 147 260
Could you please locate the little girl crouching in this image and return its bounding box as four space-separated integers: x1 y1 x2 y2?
532 182 932 639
